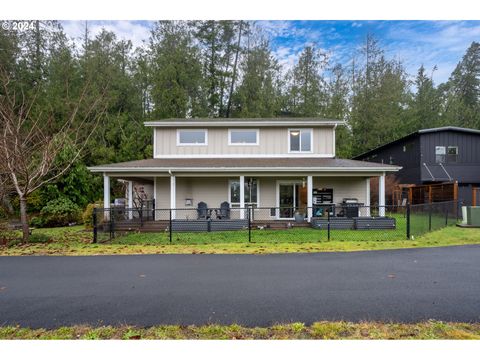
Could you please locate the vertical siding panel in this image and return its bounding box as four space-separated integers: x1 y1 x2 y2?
155 126 337 157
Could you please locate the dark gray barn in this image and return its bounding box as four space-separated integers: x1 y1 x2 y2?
353 126 480 205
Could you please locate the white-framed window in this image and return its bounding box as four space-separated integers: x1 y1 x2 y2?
228 129 259 145
228 178 259 207
288 128 312 153
435 146 446 163
176 129 208 146
447 146 458 163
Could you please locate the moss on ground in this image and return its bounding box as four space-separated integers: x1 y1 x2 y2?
1 320 479 340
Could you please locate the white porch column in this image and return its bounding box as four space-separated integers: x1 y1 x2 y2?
365 177 371 217
307 175 313 222
170 175 176 219
153 177 158 221
103 173 110 220
379 173 386 216
127 181 133 220
239 175 245 219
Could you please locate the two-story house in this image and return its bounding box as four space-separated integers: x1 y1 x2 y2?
89 118 400 222
353 126 480 206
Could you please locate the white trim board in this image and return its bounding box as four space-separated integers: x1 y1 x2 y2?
90 166 401 173
145 120 345 127
153 153 335 159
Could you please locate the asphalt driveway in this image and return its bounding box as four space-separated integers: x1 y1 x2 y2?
1 245 480 328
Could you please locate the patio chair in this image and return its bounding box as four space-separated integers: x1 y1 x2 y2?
215 201 231 219
197 201 210 219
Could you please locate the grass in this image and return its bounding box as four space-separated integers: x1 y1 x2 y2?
1 320 479 339
0 222 479 256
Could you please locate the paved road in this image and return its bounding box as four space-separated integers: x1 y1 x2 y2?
1 245 480 328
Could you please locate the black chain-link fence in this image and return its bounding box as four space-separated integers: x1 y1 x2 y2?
92 200 460 244
408 200 460 238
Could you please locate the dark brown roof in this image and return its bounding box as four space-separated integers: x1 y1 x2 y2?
89 157 400 172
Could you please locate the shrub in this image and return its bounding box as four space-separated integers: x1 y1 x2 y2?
30 216 46 228
39 198 81 227
28 233 51 243
0 229 19 246
82 202 103 229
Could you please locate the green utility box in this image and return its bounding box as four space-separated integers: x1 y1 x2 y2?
466 206 480 226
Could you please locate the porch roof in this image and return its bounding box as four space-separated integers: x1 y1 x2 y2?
88 157 401 173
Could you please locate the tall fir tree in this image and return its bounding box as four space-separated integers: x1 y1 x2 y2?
441 41 480 129
149 21 207 119
231 40 282 117
285 46 328 117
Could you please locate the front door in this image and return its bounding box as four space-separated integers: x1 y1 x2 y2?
278 182 307 219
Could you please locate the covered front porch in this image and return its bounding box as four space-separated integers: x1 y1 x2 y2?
101 173 387 224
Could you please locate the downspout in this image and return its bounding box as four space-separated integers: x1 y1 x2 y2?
332 123 337 158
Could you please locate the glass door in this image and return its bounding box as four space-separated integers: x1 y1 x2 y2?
279 184 295 218
278 182 308 219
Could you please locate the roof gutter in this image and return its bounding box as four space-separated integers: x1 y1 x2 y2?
88 165 402 173
144 120 346 127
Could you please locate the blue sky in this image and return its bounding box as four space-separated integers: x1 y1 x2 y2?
61 20 480 84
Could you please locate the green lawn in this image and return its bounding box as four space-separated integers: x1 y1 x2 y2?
1 320 479 339
1 222 479 255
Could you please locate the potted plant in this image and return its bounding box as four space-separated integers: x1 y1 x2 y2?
294 210 305 223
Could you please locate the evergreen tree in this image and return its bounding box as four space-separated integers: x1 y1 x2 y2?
350 34 411 155
192 20 245 117
407 65 441 131
231 40 282 117
149 21 207 119
324 64 353 158
285 45 328 116
441 41 480 129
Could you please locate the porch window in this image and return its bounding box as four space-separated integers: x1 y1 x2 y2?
289 129 312 152
435 146 446 163
177 129 207 145
229 178 258 206
229 129 259 145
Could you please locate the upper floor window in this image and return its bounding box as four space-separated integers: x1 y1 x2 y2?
289 129 312 153
447 146 458 163
228 129 258 145
435 146 446 163
177 129 207 146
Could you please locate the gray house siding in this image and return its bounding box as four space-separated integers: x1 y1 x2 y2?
420 131 480 183
360 136 421 184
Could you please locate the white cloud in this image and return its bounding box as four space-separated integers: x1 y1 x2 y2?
61 20 153 49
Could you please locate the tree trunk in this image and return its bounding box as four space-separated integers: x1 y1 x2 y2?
19 196 29 243
226 21 243 118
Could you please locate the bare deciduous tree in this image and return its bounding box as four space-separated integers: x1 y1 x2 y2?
0 69 106 242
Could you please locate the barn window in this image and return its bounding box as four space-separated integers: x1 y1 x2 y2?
435 146 446 163
447 146 458 163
